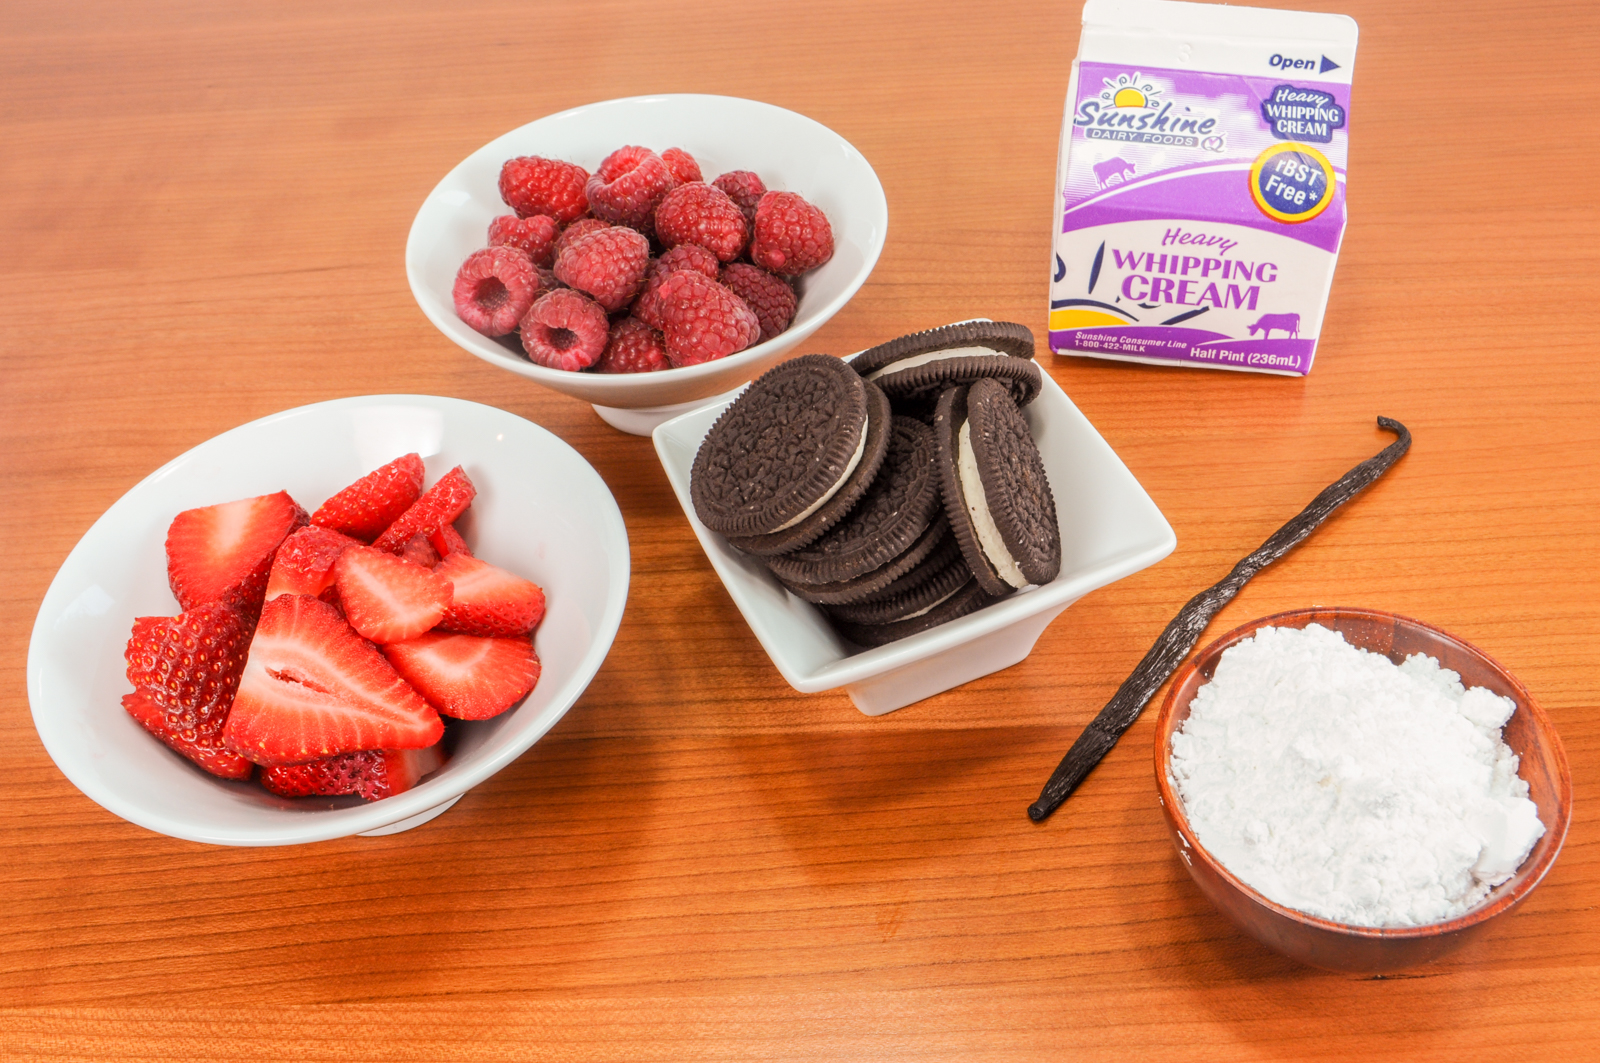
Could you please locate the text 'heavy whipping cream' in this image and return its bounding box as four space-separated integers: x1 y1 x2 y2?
1049 0 1358 376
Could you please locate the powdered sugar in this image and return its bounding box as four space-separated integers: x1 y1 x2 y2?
1168 623 1544 928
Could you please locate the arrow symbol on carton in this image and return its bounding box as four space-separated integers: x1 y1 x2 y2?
1320 55 1340 73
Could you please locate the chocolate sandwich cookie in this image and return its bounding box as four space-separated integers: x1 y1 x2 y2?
823 548 973 625
935 379 1061 597
691 354 871 538
775 515 953 606
765 415 942 586
830 579 1003 649
724 380 892 557
845 529 968 607
852 320 1041 412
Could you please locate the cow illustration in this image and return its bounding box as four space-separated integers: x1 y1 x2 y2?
1092 156 1136 188
1248 312 1300 339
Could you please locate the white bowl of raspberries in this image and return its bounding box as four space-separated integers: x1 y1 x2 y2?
406 94 888 434
27 395 629 846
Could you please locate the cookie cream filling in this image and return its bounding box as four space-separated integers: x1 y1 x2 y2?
957 419 1030 589
897 581 966 620
771 418 870 531
863 346 1013 381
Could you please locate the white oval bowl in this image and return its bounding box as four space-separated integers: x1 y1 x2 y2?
405 94 888 415
28 395 630 846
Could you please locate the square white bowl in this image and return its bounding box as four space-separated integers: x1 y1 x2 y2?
28 396 630 845
652 356 1177 715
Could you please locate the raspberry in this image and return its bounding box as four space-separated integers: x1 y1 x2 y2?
554 226 650 313
654 271 761 367
633 275 665 329
712 170 767 226
552 217 609 260
720 263 797 343
750 191 834 276
487 214 558 267
519 288 609 371
499 157 589 224
452 246 539 337
654 182 748 262
656 242 723 280
633 245 721 329
661 147 703 184
586 146 678 232
595 317 672 374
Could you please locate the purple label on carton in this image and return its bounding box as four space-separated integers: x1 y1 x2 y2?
1050 62 1351 375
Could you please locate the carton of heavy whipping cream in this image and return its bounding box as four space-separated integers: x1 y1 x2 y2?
1049 0 1358 375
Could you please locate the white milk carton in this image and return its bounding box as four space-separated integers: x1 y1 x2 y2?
1048 0 1358 375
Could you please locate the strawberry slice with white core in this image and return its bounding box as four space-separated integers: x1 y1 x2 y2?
383 631 541 720
372 466 476 554
311 453 426 542
433 553 546 638
225 595 443 765
335 545 454 644
167 491 307 617
258 744 446 801
265 525 362 600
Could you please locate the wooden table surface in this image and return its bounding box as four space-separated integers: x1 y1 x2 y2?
3 0 1596 1058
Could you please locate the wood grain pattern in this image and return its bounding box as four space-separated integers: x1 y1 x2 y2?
2 0 1598 1057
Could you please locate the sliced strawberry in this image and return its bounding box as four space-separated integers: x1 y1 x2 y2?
310 453 426 542
258 744 446 801
125 601 254 732
259 750 380 798
225 595 444 765
433 553 546 637
372 466 476 554
427 522 472 559
383 631 541 720
264 525 362 601
334 545 454 644
167 491 307 618
386 743 448 792
399 532 441 569
123 690 254 780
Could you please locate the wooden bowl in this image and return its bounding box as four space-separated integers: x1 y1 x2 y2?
1153 607 1572 973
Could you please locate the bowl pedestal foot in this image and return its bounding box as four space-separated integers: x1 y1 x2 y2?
592 388 744 436
358 793 463 836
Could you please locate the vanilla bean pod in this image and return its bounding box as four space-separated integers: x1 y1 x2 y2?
1027 416 1412 823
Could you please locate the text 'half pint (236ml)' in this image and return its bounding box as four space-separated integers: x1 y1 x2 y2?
1049 0 1358 376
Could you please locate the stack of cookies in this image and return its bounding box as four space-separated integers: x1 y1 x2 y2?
690 321 1061 648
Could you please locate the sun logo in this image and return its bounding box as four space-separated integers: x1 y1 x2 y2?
1100 73 1160 109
